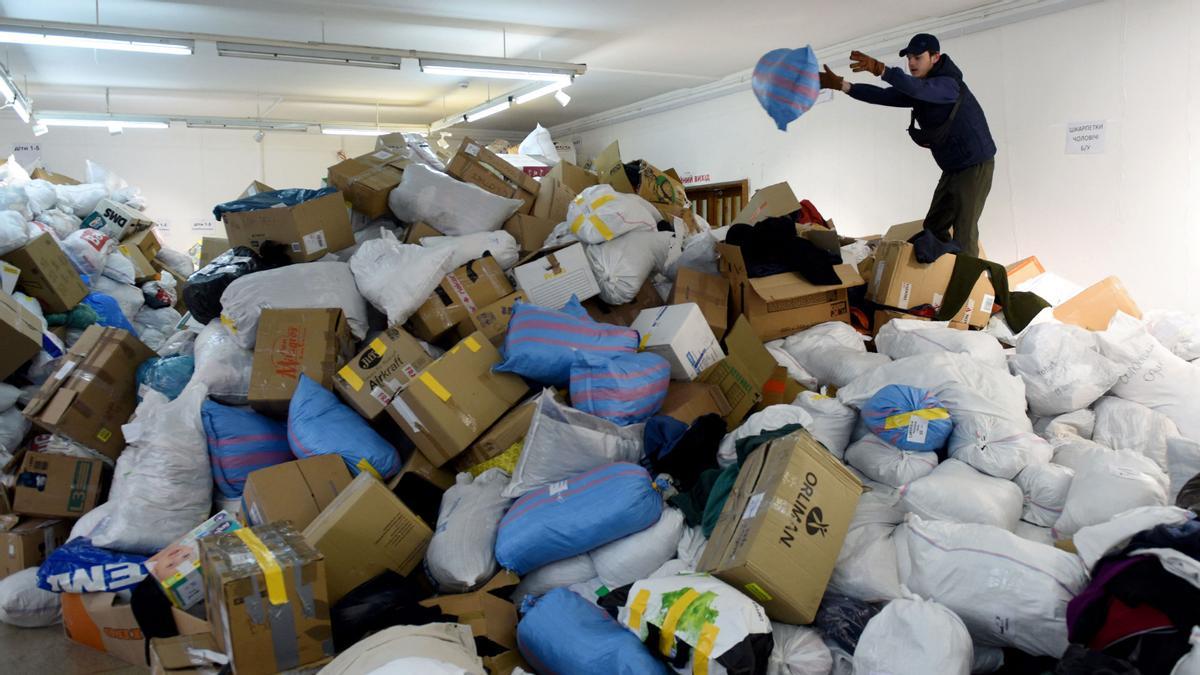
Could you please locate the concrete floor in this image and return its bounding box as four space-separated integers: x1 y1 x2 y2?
0 622 146 674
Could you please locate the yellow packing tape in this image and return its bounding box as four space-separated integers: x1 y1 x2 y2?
234 528 288 606
463 336 481 352
628 589 652 631
693 623 720 675
570 214 585 233
588 215 615 241
883 407 951 430
356 458 382 480
590 194 615 210
659 588 700 657
338 365 364 391
420 372 452 402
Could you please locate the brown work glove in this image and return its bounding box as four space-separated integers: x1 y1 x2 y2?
818 65 845 91
849 50 885 77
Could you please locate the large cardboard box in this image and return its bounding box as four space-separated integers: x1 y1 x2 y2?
248 308 353 416
327 150 410 219
150 633 225 675
64 593 207 667
410 256 514 341
594 141 687 207
117 242 158 283
457 290 525 346
671 267 730 339
659 381 732 427
1054 276 1142 331
238 180 274 199
866 222 953 310
2 232 89 313
241 455 353 530
531 177 577 227
0 517 70 578
512 243 601 309
719 242 864 342
200 523 333 675
147 511 242 610
198 237 230 268
545 160 598 194
23 325 155 459
303 473 432 604
221 190 353 263
698 316 778 428
630 304 724 381
82 198 155 240
419 571 528 674
732 182 803 225
0 289 42 380
388 333 529 467
453 393 540 473
334 326 433 421
403 221 441 245
120 227 163 261
12 452 109 519
699 429 863 624
582 281 661 327
447 138 540 214
503 213 559 254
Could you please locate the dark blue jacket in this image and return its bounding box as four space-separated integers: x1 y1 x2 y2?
848 54 995 172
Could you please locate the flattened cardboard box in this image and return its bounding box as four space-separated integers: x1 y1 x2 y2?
700 429 863 624
698 316 777 428
388 333 529 467
334 326 433 421
671 267 730 339
0 289 42 380
248 308 353 416
447 138 539 214
12 452 109 519
732 182 802 225
0 517 70 578
150 633 225 675
1006 255 1046 288
23 325 155 459
544 160 598 194
200 523 333 675
64 592 209 667
2 232 89 313
241 455 353 530
303 473 432 604
198 237 229 268
328 150 410 219
410 255 514 341
220 190 353 263
1054 276 1142 331
457 290 526 346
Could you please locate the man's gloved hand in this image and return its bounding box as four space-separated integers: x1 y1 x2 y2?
818 65 845 91
849 50 885 77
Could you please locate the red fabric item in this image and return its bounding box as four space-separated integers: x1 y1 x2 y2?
1089 597 1174 651
798 199 826 226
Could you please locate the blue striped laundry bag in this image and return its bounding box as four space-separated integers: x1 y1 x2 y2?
753 46 820 131
570 351 671 425
494 296 639 387
201 400 294 499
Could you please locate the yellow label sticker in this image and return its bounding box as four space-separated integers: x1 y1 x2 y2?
234 528 288 605
638 333 650 350
219 315 237 333
338 365 364 391
463 336 481 352
659 588 700 657
628 589 652 631
744 582 773 602
369 338 388 356
420 372 452 402
96 428 112 442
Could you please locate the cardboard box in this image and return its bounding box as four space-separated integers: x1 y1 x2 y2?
719 242 864 342
497 153 551 178
754 366 808 413
31 167 81 185
2 233 89 313
327 150 410 219
120 227 163 261
198 237 230 268
241 455 353 530
671 267 730 339
512 243 601 309
594 141 687 207
403 221 441 245
410 256 514 341
659 381 732 427
504 213 559 254
453 394 539 473
732 182 803 225
248 308 353 416
530 177 576 227
699 429 863 624
147 511 242 610
150 633 225 675
12 452 109 519
1 259 18 295
447 138 540 214
0 517 70 578
334 326 433 421
200 523 333 675
0 289 42 380
630 304 724 381
419 571 527 673
238 180 274 199
388 333 529 467
866 221 953 309
1054 276 1142 331
545 160 598 194
698 316 778 428
23 325 155 459
1007 256 1046 288
946 274 997 329
63 593 208 667
391 448 457 492
582 281 661 327
81 198 154 240
117 242 158 283
457 290 525 346
221 190 353 263
303 473 432 603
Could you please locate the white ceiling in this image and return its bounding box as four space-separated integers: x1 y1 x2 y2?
0 0 996 133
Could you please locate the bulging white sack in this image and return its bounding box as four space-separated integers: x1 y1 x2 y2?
565 185 660 245
1013 521 1055 546
1010 322 1123 416
0 568 61 627
219 261 369 349
900 459 1023 531
91 276 145 325
763 341 819 391
853 597 973 675
511 554 597 605
388 164 522 236
1053 449 1169 538
949 419 1053 480
53 183 108 217
781 322 890 389
791 391 856 458
1099 312 1200 442
518 124 560 163
61 227 115 278
876 319 1006 371
590 507 685 588
0 211 32 256
1033 409 1096 442
844 433 938 489
33 209 81 240
192 321 252 405
829 489 905 603
1013 463 1075 527
1072 505 1194 570
426 469 513 593
717 404 813 467
1145 309 1200 362
1093 396 1179 471
350 228 456 326
1168 436 1200 504
769 622 833 675
585 230 674 305
420 230 520 270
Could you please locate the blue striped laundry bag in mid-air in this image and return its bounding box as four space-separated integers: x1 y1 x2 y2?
752 46 820 131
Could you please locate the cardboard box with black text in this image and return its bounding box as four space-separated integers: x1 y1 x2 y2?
12 452 109 519
221 190 353 263
671 267 729 338
241 455 353 530
0 289 41 380
249 308 353 416
82 198 154 240
2 233 89 313
410 256 514 342
0 517 70 578
334 326 433 421
328 150 410 219
447 138 540 214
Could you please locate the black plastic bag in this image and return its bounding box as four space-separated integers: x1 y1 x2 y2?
182 243 289 324
330 570 447 652
211 186 338 220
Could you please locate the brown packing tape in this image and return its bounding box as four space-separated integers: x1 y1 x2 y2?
545 253 562 275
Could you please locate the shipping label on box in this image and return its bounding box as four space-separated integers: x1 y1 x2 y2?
335 326 433 420
249 308 352 416
2 233 89 313
147 511 242 610
630 303 724 381
512 243 601 310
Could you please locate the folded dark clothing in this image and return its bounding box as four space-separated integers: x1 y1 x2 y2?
726 217 842 284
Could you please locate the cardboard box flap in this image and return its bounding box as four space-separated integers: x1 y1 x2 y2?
732 183 801 225
1054 276 1142 331
745 264 865 303
724 316 777 391
419 570 520 651
882 220 924 241
594 141 635 194
153 633 222 670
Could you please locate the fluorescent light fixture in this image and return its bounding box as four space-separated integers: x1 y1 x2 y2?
38 115 169 129
185 117 310 132
464 100 511 123
514 82 570 105
554 89 571 107
0 62 32 124
0 25 192 54
217 42 404 69
0 75 12 102
12 97 29 123
420 59 573 83
321 126 386 136
32 122 47 136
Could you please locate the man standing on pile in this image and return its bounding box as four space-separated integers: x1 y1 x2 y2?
819 34 995 257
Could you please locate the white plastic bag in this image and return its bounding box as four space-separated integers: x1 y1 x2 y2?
949 422 1053 480
61 227 115 278
717 404 813 467
1033 409 1096 442
1093 396 1179 471
0 210 31 256
350 228 456 327
1014 463 1074 527
844 433 939 488
511 554 597 604
155 248 195 278
33 209 81 240
219 261 369 349
781 322 890 389
53 183 108 217
1072 505 1194 570
876 319 1006 371
829 489 905 602
101 248 137 285
1099 312 1200 442
565 185 660 245
503 391 644 498
0 406 30 467
1014 521 1055 546
92 382 212 554
1168 437 1200 504
900 459 1023 531
590 507 685 588
420 230 520 270
677 525 708 570
426 469 513 593
664 229 720 280
69 502 114 542
91 276 145 325
902 515 1089 657
0 184 32 220
853 597 973 675
23 179 57 215
1145 310 1200 362
1050 437 1115 472
388 164 523 236
518 124 561 163
192 321 252 405
0 568 61 627
585 230 674 305
769 622 833 675
791 391 856 458
1053 449 1169 538
1010 323 1123 416
763 341 819 391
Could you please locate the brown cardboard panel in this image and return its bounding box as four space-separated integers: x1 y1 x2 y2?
865 238 957 310
453 393 540 472
334 326 433 421
389 448 457 492
0 517 70 578
150 633 223 674
1006 255 1046 288
419 571 522 665
249 308 353 416
63 592 152 666
659 381 732 428
698 316 777 428
241 455 353 530
732 183 802 225
0 290 42 380
328 150 409 219
31 167 81 185
504 213 560 254
2 233 89 313
410 256 514 342
1054 276 1142 331
671 267 730 338
544 160 598 194
594 141 635 194
12 452 109 519
198 237 230 268
403 221 441 245
237 181 274 199
457 290 526 347
530 178 576 227
119 227 163 261
303 473 432 604
117 243 158 283
582 281 661 327
221 191 353 263
446 138 539 214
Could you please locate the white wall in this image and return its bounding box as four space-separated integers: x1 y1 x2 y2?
570 0 1200 314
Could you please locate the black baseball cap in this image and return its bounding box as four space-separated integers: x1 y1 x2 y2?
899 33 940 56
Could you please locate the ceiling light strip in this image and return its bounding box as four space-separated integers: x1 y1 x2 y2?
0 25 193 54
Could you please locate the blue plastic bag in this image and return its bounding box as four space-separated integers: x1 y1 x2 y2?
82 292 137 333
136 355 195 401
287 374 402 479
752 46 820 131
37 537 149 593
202 400 294 499
494 297 639 387
518 587 669 675
861 384 953 452
495 462 662 575
212 187 338 219
570 351 671 425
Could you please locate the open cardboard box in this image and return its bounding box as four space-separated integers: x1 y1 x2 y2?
447 138 540 214
419 571 529 675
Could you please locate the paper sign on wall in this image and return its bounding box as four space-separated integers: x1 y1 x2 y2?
192 221 217 232
10 143 40 167
1066 121 1105 154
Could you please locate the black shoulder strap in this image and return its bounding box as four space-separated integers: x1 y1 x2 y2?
908 82 966 148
